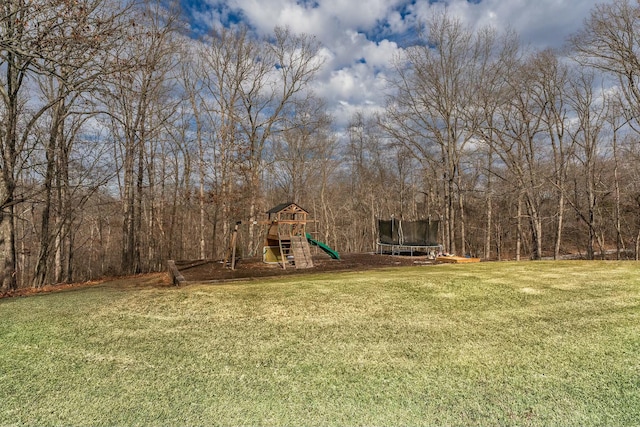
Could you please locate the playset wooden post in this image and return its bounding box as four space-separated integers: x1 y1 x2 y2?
223 221 241 270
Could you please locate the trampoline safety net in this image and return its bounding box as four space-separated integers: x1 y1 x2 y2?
378 219 440 254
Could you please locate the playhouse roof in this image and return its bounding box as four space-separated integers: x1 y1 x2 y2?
266 202 309 215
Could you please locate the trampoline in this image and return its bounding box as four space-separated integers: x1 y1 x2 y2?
377 218 442 257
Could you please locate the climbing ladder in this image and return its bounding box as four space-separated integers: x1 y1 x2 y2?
291 235 313 268
277 234 313 269
278 236 292 269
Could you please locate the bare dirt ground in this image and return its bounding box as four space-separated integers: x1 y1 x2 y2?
0 273 172 300
175 252 437 283
1 253 434 299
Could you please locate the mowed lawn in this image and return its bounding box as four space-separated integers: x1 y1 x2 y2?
1 261 640 426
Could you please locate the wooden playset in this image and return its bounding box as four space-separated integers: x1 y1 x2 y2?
263 202 314 269
225 203 339 270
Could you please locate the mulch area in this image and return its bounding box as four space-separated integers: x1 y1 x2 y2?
0 273 172 300
175 252 437 283
1 253 435 299
0 279 107 299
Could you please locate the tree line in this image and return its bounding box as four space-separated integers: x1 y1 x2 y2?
2 0 640 290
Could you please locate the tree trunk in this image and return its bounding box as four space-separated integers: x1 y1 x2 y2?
0 52 19 291
516 193 522 261
586 171 596 260
33 100 64 287
199 167 206 260
121 135 137 273
0 203 17 290
554 190 565 260
613 132 623 259
134 134 144 272
485 147 493 260
457 174 466 256
524 191 543 260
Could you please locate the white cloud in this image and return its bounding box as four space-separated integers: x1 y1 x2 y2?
409 0 601 49
195 0 607 123
316 63 390 126
362 39 401 68
317 0 403 30
235 0 332 36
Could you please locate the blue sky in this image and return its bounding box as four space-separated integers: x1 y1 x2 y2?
180 0 603 124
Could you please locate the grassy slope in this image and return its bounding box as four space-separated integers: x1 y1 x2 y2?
1 261 639 426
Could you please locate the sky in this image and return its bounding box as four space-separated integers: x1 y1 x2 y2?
181 0 604 125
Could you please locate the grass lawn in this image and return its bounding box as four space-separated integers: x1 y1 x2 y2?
1 261 640 426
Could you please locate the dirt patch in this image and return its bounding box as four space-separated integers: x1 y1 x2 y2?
0 273 171 300
1 254 434 299
175 252 436 283
0 280 106 299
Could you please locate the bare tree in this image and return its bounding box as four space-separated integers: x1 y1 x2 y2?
104 0 180 274
384 12 504 254
342 111 403 252
0 0 131 289
472 29 521 259
271 96 332 204
178 54 210 260
566 70 609 259
199 25 323 255
570 0 640 127
196 26 254 257
30 0 131 287
606 96 631 259
1 0 56 290
569 0 640 259
528 49 574 260
490 53 550 260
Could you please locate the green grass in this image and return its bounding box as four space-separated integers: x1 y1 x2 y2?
2 261 640 426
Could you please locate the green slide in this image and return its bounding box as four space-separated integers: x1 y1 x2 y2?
306 233 340 260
